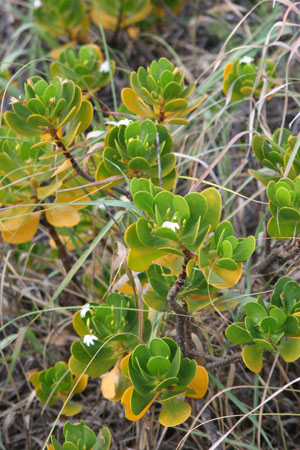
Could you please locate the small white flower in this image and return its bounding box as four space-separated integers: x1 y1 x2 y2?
33 0 41 8
106 119 133 127
239 56 254 64
83 334 98 347
9 97 19 104
162 221 180 232
99 60 110 73
80 305 90 318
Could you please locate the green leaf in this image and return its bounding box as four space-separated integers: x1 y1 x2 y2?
131 389 156 415
253 339 275 352
225 322 252 344
269 307 286 328
260 317 278 335
278 207 300 222
233 236 256 261
147 356 170 376
4 111 41 137
245 302 267 323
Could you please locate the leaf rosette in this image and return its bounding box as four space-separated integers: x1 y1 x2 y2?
35 0 90 40
47 421 111 450
267 176 300 239
125 178 255 289
95 119 177 189
50 44 115 94
91 0 152 31
69 293 151 378
121 337 208 426
121 57 205 124
28 361 88 416
250 128 300 185
223 57 277 101
226 277 300 373
4 76 93 149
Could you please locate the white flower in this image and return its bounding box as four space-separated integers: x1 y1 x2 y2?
239 56 254 64
99 61 110 73
80 305 90 318
9 97 19 104
162 221 180 232
106 119 133 127
34 0 41 8
83 334 98 347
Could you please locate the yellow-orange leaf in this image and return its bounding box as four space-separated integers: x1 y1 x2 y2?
72 373 88 394
2 211 41 244
186 365 209 399
121 88 154 118
45 205 80 227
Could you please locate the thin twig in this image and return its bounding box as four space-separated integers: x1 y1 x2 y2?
205 352 242 370
166 250 191 356
49 128 94 182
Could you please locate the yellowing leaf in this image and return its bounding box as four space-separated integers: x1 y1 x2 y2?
201 262 242 289
242 344 263 373
72 310 90 337
154 254 183 275
72 374 88 394
0 205 34 232
52 159 72 177
120 354 130 378
121 88 154 118
61 400 82 416
186 365 209 399
101 364 121 401
224 62 233 79
2 211 41 244
159 398 191 427
44 205 80 227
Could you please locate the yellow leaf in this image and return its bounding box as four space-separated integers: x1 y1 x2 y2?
101 359 129 402
201 262 242 289
186 365 209 399
52 159 72 177
154 254 183 275
0 205 34 232
61 400 82 416
101 367 119 401
72 310 90 337
45 205 80 227
72 373 88 394
121 88 154 118
224 62 234 79
120 354 130 378
37 179 63 200
159 399 191 427
28 371 41 390
2 211 41 244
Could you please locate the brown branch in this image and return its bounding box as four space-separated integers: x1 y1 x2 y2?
49 128 94 182
167 250 191 356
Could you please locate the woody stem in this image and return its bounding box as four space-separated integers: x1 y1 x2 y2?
49 128 94 182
